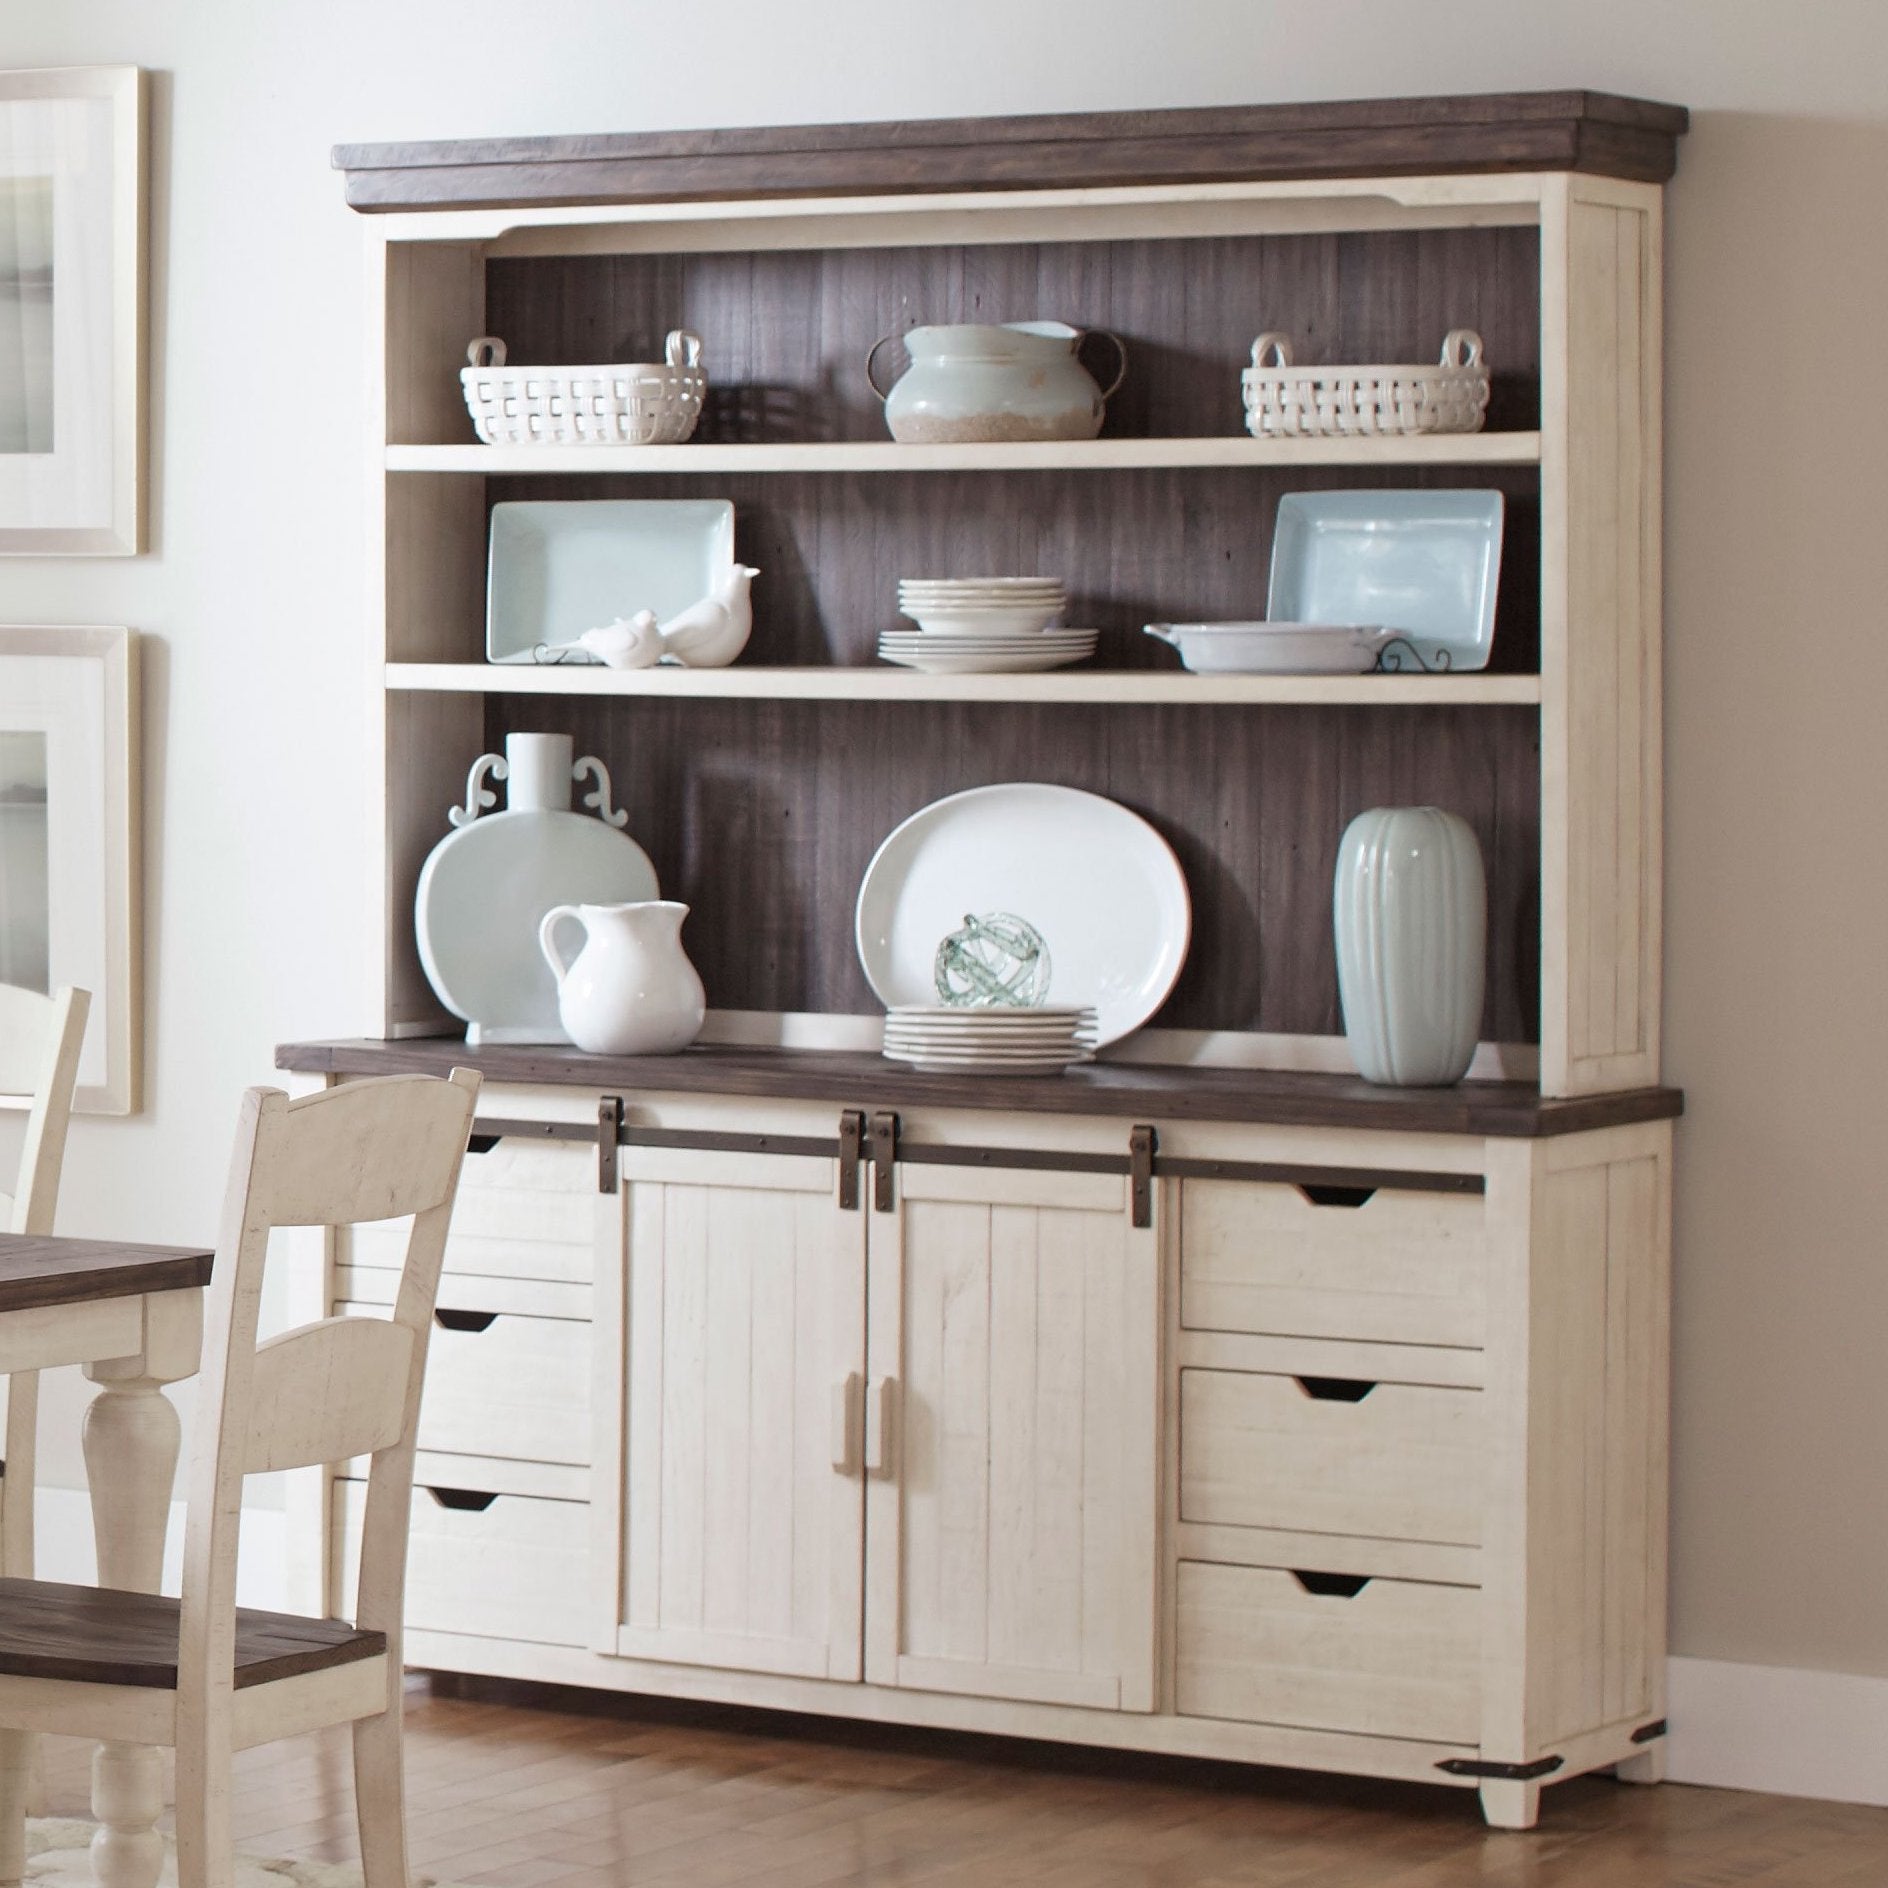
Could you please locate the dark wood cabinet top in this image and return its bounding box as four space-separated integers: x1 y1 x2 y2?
332 90 1688 213
0 1235 212 1315
276 1037 1681 1140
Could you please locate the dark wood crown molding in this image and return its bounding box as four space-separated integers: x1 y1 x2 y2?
332 90 1688 214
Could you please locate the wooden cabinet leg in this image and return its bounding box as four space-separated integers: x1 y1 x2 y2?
1617 1742 1667 1784
1478 1779 1542 1829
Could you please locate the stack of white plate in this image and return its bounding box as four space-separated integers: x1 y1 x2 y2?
883 577 1097 674
878 628 1098 673
881 1004 1099 1074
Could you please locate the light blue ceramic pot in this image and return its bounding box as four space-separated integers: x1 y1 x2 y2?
1333 807 1486 1087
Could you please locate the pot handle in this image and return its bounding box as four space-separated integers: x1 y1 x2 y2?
665 328 704 369
466 336 507 369
1439 327 1484 368
865 332 905 402
538 905 586 988
1250 333 1293 369
1083 328 1129 402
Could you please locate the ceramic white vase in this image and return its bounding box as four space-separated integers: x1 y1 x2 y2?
538 899 706 1056
1332 806 1486 1087
413 733 659 1045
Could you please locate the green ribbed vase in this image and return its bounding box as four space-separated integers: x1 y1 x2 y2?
1333 807 1486 1087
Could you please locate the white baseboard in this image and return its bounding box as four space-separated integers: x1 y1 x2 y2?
1666 1655 1888 1808
34 1486 290 1612
23 1503 1884 1813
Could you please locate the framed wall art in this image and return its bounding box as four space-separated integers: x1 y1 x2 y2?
0 66 145 555
0 626 139 1113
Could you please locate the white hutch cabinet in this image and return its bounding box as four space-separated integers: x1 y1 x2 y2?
285 89 1687 1828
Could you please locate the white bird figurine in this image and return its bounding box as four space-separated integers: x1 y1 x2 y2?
658 565 760 668
541 610 663 669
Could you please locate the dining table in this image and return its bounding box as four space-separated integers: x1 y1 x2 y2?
0 1231 212 1888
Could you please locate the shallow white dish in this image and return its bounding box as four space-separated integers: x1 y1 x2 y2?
488 499 736 664
1267 489 1504 672
898 577 1065 593
887 1003 1093 1019
887 1027 1102 1042
885 1029 1096 1050
1144 620 1390 675
886 1057 1094 1077
855 783 1190 1045
901 606 1062 637
880 629 1093 642
877 634 1097 674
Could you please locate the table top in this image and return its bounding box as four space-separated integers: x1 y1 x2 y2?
0 1234 213 1316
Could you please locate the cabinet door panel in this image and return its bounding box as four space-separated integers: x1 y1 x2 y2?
866 1165 1157 1711
606 1149 865 1681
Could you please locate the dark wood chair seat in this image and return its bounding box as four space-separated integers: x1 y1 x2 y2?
0 1577 385 1689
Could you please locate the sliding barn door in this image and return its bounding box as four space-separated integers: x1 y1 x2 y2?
864 1162 1159 1711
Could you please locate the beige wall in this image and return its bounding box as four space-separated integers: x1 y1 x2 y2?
0 1 1882 1676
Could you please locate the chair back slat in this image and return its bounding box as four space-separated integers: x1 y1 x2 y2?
1 983 88 1582
242 1316 416 1474
0 985 88 1235
175 1068 479 1750
254 1077 478 1227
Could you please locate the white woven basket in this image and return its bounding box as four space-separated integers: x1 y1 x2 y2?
460 331 707 446
1241 329 1490 439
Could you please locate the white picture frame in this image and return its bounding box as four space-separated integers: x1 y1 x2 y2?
0 66 145 555
0 626 139 1113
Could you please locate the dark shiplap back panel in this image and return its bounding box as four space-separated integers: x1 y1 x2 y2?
484 696 1542 1044
485 228 1541 442
474 226 1543 1044
485 466 1542 677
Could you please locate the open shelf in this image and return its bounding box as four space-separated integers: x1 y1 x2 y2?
385 662 1542 705
388 434 1543 476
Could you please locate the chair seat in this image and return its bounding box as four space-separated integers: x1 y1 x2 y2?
0 1577 385 1690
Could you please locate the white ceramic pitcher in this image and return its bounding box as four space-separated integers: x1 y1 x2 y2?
537 899 706 1056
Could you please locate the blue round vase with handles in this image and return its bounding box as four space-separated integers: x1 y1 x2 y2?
1332 806 1486 1086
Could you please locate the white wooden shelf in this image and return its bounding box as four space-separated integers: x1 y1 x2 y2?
384 662 1543 706
385 434 1542 476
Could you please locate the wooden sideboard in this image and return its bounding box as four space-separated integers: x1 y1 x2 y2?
292 90 1687 1828
279 1041 1678 1829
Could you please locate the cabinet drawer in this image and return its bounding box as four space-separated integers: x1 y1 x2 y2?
1180 1368 1483 1546
347 1138 595 1287
337 1303 590 1467
1175 1560 1479 1744
336 1479 586 1648
1178 1178 1486 1349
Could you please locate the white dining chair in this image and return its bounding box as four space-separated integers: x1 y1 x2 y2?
0 983 90 1583
0 1066 480 1888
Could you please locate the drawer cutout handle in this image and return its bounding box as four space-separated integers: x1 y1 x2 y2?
424 1487 500 1512
1291 1570 1372 1599
1296 1184 1377 1209
1294 1376 1377 1402
433 1309 499 1333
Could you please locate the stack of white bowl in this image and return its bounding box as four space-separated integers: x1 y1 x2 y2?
880 1004 1098 1075
879 578 1099 674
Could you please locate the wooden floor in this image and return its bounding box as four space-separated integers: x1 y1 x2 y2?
37 1677 1888 1888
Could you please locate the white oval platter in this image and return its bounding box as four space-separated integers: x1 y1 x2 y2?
854 783 1191 1046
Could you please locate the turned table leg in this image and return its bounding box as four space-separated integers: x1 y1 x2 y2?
82 1293 202 1888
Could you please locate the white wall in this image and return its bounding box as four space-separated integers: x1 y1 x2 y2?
1 0 1885 1700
